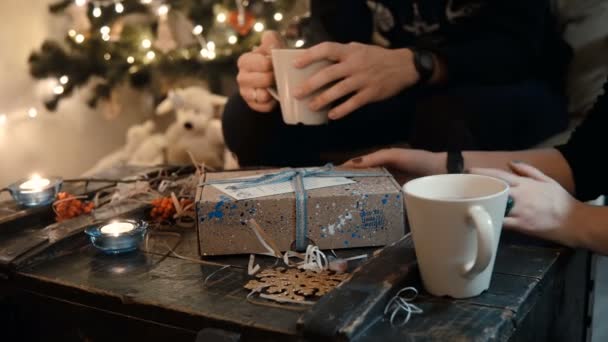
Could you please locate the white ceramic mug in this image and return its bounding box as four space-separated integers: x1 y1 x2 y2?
402 174 509 298
268 49 332 125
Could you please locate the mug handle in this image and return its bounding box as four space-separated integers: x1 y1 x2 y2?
266 88 280 102
461 205 495 277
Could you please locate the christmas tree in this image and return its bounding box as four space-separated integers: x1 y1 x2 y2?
29 0 304 111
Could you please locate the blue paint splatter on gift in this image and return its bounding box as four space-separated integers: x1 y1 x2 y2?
207 195 232 220
344 240 350 246
381 194 389 205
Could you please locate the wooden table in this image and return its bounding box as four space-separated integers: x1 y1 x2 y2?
0 168 592 342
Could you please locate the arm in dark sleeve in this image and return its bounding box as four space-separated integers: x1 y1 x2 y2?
555 80 608 201
430 0 560 85
309 0 373 44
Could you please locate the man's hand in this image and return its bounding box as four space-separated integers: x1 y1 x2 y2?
236 31 285 112
292 43 420 120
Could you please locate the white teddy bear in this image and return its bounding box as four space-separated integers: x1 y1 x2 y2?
156 87 227 169
84 86 235 176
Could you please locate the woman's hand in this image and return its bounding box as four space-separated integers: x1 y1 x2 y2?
342 148 445 177
236 31 284 112
472 162 583 248
292 43 420 120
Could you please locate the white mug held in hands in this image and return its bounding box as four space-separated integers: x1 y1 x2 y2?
267 49 332 125
403 174 509 298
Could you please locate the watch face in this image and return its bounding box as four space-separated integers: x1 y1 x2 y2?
420 53 434 71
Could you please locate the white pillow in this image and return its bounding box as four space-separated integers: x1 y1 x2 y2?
555 0 608 115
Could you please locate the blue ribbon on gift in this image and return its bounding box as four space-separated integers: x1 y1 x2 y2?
202 164 389 252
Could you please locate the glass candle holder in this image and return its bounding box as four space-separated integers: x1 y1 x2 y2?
7 176 63 207
85 219 148 255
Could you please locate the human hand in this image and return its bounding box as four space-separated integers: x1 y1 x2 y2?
342 148 445 177
292 43 419 120
236 31 285 112
471 162 582 248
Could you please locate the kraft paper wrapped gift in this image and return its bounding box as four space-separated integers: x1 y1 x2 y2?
195 167 405 256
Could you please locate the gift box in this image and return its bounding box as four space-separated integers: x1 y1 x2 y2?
195 167 405 256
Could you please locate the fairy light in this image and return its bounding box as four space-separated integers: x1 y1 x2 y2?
200 48 209 58
145 51 156 60
141 39 152 48
127 56 135 64
75 0 87 6
206 41 216 51
102 34 110 41
0 114 6 126
228 35 237 45
53 85 65 95
141 0 152 3
100 26 110 35
192 25 203 35
253 22 264 32
59 76 69 85
114 2 124 13
75 34 85 44
274 13 283 21
295 39 305 48
216 13 227 23
208 51 216 60
157 4 169 16
68 29 77 38
28 108 38 118
93 6 102 18
104 53 111 60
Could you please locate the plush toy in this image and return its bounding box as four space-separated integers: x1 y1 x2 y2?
84 86 234 176
156 86 227 169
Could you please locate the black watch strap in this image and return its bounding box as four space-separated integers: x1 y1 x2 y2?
447 151 464 174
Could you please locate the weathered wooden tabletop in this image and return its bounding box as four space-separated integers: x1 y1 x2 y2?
0 167 591 342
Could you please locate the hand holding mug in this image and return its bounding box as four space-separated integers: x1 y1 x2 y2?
292 42 420 120
237 31 285 112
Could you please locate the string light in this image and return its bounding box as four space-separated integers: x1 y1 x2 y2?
192 25 203 35
295 39 305 48
68 30 77 38
206 41 216 51
141 39 152 48
228 35 237 45
216 13 227 23
114 2 124 13
274 13 283 21
157 5 169 16
104 53 112 60
93 6 102 18
253 22 264 32
102 34 110 41
59 76 69 85
127 56 135 64
100 26 110 35
146 51 156 60
28 108 38 119
75 34 85 44
141 0 152 4
53 85 65 95
0 114 6 126
200 48 209 58
75 0 87 6
208 51 216 60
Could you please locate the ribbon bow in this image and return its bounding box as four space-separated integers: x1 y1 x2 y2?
202 164 388 251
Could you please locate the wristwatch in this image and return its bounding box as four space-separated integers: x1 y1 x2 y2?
412 48 435 85
447 151 464 174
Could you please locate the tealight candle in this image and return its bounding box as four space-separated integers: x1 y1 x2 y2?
19 174 51 193
85 219 148 254
100 221 136 236
7 174 62 207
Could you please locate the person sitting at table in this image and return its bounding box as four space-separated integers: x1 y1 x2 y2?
222 0 571 167
343 78 608 255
